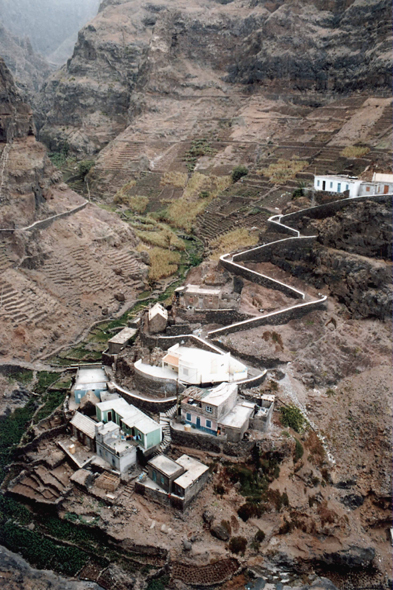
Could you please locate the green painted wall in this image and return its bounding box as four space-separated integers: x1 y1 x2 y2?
146 428 161 449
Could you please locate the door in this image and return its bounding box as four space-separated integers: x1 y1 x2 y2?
108 411 112 422
196 417 201 428
384 184 389 194
322 180 326 190
152 469 157 482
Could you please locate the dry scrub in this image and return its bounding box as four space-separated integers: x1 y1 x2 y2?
259 159 308 183
148 247 181 280
210 228 258 260
340 146 370 158
160 171 188 188
135 226 185 250
166 173 231 232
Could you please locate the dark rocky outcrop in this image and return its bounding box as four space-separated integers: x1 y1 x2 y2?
37 0 392 155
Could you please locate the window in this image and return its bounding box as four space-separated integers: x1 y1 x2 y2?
186 413 191 421
317 180 320 187
161 474 165 485
183 368 189 376
346 184 349 191
337 183 341 192
206 419 211 429
205 405 213 413
330 181 333 188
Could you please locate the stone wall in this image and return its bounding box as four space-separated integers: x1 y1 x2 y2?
175 307 250 326
220 256 304 300
112 385 177 414
0 201 87 233
170 423 255 457
133 364 183 397
208 298 327 337
280 194 392 229
233 236 316 264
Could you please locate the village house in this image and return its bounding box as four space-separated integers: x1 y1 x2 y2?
314 173 393 197
73 366 108 405
70 411 96 452
136 453 209 509
147 303 168 334
180 382 255 442
95 421 137 473
107 327 138 354
96 398 162 455
161 343 248 385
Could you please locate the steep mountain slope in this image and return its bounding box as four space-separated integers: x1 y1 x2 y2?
0 0 100 61
38 0 392 155
0 59 147 361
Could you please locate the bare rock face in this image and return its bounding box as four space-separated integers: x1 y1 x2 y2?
37 0 392 155
0 58 35 143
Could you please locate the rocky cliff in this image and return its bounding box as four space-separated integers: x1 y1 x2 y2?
0 59 147 361
38 0 392 155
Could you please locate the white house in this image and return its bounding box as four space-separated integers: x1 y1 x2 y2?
73 367 108 405
314 174 393 198
147 303 168 334
181 382 255 442
162 343 248 385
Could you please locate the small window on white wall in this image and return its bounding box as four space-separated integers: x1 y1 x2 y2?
330 182 333 189
346 184 349 191
337 183 341 192
186 413 191 421
206 420 211 429
205 405 213 413
317 180 320 187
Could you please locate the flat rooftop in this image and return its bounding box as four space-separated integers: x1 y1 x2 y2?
148 454 184 478
219 401 254 429
108 328 137 345
174 455 209 489
184 284 221 295
75 367 108 387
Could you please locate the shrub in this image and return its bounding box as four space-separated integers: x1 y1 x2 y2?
251 529 265 552
229 536 247 555
214 484 225 497
340 145 370 158
78 160 94 179
209 228 258 260
294 439 304 462
237 502 264 522
280 405 305 433
260 159 308 183
232 165 248 183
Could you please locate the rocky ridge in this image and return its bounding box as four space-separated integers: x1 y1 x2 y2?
38 0 392 155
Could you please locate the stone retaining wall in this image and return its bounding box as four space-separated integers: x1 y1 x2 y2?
170 423 255 457
220 255 304 299
0 201 87 233
280 194 392 228
232 236 315 264
208 298 327 337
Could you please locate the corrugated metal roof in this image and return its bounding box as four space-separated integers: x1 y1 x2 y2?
70 412 96 439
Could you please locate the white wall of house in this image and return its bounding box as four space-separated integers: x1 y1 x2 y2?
314 176 354 195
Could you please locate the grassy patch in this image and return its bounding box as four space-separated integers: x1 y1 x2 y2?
0 399 38 482
182 139 217 172
260 159 308 183
210 228 258 260
35 372 61 395
340 146 370 158
135 226 185 251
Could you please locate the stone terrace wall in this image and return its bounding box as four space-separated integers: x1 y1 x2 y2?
0 201 87 233
170 423 255 457
220 255 304 299
280 194 392 228
208 298 327 337
232 236 315 264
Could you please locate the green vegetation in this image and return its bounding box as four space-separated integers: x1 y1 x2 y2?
251 528 265 551
33 390 65 424
294 438 304 462
147 576 170 590
228 536 247 555
48 143 70 168
78 160 94 179
35 372 60 394
0 399 38 483
6 369 33 385
182 138 216 172
280 404 306 433
231 165 249 183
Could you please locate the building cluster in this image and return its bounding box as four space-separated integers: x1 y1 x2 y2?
314 173 393 197
179 382 274 442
